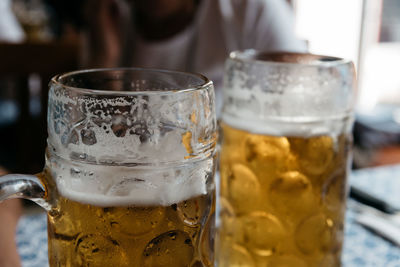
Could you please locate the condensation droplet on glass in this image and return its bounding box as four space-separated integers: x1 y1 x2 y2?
81 128 97 145
70 168 81 177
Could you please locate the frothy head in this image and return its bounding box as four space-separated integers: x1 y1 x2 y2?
47 157 215 207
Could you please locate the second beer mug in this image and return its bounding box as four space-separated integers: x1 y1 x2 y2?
217 51 356 266
0 68 217 267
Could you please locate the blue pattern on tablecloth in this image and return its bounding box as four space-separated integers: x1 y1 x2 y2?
16 214 48 267
17 165 400 267
343 165 400 267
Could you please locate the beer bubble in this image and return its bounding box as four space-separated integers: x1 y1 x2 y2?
268 171 316 220
229 164 261 214
141 230 194 267
104 206 164 236
266 255 308 267
294 213 333 254
218 243 255 267
81 128 97 145
241 211 285 256
290 136 334 176
75 233 128 267
244 135 290 174
177 195 210 226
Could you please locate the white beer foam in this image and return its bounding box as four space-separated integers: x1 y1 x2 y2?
222 113 352 138
222 78 353 137
51 158 213 207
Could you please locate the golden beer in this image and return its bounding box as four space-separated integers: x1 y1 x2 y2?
42 168 215 267
217 122 351 267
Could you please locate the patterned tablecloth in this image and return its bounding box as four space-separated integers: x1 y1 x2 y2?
17 165 400 267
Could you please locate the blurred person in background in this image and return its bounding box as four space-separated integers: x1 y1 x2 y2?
0 0 305 266
48 0 306 110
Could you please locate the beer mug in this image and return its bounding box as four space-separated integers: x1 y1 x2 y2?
0 68 217 267
217 51 356 266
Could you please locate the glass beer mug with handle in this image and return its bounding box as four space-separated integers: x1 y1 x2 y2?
217 51 356 266
0 68 217 267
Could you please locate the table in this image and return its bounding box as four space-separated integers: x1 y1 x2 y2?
17 165 400 267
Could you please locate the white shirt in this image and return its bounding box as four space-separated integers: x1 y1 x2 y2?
132 0 307 112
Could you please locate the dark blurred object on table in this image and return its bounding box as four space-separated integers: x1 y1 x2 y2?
354 104 400 168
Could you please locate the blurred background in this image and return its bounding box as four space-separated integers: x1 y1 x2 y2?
0 0 399 173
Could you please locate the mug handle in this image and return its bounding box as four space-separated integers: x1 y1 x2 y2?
0 173 48 209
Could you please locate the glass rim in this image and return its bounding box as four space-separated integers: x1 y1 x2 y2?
50 67 213 96
229 49 352 67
